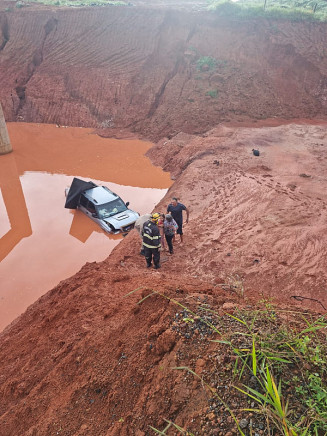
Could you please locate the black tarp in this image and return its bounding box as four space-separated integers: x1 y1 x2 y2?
64 177 97 209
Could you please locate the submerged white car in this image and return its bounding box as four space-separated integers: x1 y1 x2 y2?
65 178 139 234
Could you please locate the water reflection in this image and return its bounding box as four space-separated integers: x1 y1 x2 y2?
0 153 32 262
0 123 171 331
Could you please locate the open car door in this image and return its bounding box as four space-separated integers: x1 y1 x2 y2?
64 177 97 209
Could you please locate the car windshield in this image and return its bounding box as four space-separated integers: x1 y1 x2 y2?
96 198 127 219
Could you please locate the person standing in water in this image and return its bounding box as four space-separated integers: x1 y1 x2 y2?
167 197 189 244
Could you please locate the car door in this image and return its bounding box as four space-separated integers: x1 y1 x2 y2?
79 195 97 220
79 194 112 232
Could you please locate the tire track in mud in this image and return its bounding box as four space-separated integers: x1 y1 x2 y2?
15 17 58 117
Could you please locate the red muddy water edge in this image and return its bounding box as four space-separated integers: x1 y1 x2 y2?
0 123 172 331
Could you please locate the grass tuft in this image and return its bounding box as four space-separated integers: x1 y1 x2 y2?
127 288 327 434
207 0 327 22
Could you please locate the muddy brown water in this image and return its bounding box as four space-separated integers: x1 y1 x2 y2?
0 123 172 331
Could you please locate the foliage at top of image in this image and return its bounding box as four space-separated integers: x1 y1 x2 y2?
17 0 129 7
207 0 327 22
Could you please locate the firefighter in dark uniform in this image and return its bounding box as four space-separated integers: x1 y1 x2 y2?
142 212 161 269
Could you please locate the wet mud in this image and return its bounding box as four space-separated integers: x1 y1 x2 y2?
0 123 171 331
1 7 327 140
1 3 327 435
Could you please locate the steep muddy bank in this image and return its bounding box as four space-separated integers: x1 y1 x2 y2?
1 3 327 434
0 121 327 435
0 123 171 331
0 6 327 139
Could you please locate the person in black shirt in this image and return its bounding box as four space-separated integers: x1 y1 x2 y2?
167 197 189 244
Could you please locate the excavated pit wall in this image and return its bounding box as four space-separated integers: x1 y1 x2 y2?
0 6 327 140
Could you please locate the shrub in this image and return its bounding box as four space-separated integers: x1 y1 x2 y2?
196 56 217 71
206 89 218 98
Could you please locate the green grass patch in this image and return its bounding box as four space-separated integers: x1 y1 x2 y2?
22 0 128 7
128 287 327 434
206 89 219 98
196 56 217 71
208 0 327 22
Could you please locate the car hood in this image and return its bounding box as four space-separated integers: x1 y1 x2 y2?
104 210 139 227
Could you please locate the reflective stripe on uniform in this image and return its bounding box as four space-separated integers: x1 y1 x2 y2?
143 241 161 249
144 233 160 241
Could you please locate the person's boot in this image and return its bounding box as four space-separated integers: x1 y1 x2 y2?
154 264 161 269
146 263 152 268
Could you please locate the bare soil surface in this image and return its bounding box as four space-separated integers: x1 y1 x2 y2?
1 2 327 435
0 5 327 140
1 121 327 435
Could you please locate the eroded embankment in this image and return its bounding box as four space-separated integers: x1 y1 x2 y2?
1 4 327 434
0 6 327 139
0 122 327 435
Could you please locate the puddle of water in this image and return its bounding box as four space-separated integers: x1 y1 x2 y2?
0 123 171 332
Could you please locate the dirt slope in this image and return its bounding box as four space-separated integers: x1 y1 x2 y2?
148 121 327 310
0 5 327 139
1 121 327 435
1 3 327 434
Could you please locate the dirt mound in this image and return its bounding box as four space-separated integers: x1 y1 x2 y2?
0 6 327 140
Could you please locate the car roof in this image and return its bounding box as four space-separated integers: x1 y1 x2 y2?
83 186 118 204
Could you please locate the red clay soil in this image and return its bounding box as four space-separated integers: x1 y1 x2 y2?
0 4 327 140
1 2 327 435
1 121 327 435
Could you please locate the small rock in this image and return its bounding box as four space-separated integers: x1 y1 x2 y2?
222 302 237 310
239 418 249 429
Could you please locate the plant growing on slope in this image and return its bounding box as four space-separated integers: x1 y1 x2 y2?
206 89 218 98
196 56 217 71
207 0 327 21
127 288 327 435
